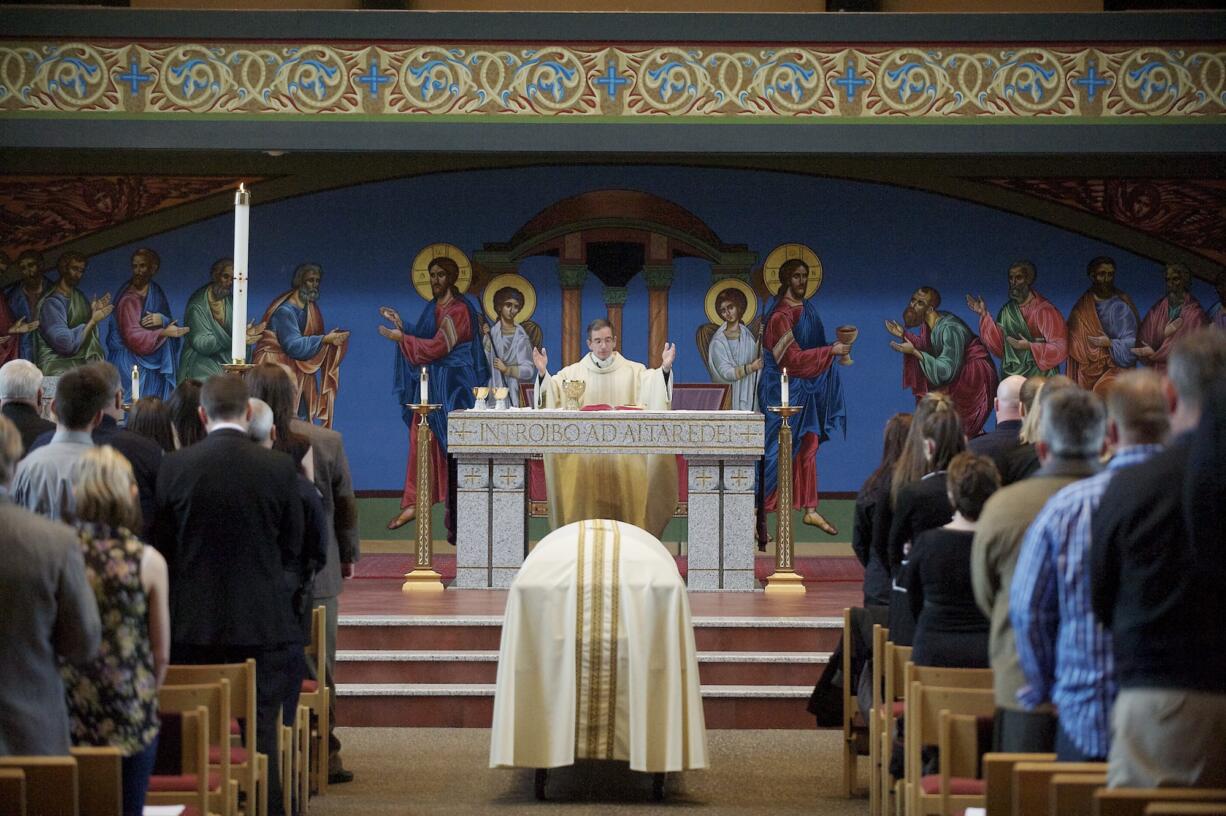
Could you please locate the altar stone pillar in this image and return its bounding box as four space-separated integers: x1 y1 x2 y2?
454 455 527 589
558 263 588 367
685 457 758 591
643 264 674 369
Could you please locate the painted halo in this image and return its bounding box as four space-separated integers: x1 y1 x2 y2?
482 273 538 324
412 243 472 301
762 243 823 298
704 278 759 326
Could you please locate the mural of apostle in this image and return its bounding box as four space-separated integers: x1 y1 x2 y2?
966 260 1068 378
34 251 111 375
699 279 762 411
887 286 998 438
252 263 349 427
480 275 539 407
380 246 489 531
1134 262 1208 372
5 249 50 361
179 258 266 382
1211 270 1226 331
758 248 850 536
1066 256 1140 397
106 248 190 402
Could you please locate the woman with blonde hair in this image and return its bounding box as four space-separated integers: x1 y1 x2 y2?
60 445 169 816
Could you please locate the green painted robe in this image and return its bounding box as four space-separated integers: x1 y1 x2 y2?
178 284 232 382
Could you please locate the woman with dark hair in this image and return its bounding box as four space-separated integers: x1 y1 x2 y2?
904 452 999 667
127 397 174 453
167 378 204 449
854 412 912 607
245 362 314 480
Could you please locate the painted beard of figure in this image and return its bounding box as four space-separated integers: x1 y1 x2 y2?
903 304 925 328
299 281 320 302
1090 267 1115 299
211 267 233 301
1010 282 1030 303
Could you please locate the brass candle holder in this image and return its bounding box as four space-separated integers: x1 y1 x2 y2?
765 404 806 595
402 402 445 593
221 359 254 375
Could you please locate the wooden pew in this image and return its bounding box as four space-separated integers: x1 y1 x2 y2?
0 756 78 816
983 753 1057 816
1049 772 1109 816
0 768 26 816
70 746 123 816
1094 789 1226 816
1013 761 1107 816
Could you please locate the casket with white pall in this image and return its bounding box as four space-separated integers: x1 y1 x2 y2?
489 519 708 774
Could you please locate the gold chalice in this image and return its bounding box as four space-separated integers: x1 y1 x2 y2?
836 325 859 366
472 386 489 407
561 379 586 410
493 386 509 409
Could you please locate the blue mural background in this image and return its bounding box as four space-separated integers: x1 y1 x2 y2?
76 164 1213 491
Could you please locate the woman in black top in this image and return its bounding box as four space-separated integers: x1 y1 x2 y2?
904 452 1000 668
853 413 912 607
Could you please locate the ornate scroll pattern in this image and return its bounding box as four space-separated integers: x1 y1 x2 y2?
2 40 1224 119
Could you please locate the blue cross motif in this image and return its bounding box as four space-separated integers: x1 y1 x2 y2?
358 60 392 98
593 61 629 100
833 63 869 102
1074 62 1110 102
118 60 152 96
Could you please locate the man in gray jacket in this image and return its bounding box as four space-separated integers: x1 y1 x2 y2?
0 414 101 755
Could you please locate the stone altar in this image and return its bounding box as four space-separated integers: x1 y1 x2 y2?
447 409 764 591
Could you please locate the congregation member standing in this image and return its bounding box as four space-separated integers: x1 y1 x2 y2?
1091 328 1226 787
0 415 101 755
153 374 304 816
972 383 1103 753
968 374 1026 475
853 412 911 608
0 359 54 456
12 365 111 521
1010 370 1168 762
62 446 169 816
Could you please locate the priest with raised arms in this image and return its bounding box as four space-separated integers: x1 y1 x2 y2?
532 320 677 538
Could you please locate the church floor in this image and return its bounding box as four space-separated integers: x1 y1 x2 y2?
312 727 868 816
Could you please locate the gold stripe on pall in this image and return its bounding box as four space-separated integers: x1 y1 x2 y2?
586 520 607 759
605 520 621 759
574 520 587 748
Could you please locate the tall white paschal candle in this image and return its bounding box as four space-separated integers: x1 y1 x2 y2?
230 183 250 364
131 365 140 402
781 368 789 407
420 367 429 404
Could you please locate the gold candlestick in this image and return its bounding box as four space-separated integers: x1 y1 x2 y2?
221 359 254 375
402 403 445 593
765 404 806 595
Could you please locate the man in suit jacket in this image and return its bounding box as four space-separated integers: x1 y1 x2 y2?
0 358 54 456
247 361 360 783
968 374 1027 476
0 414 101 755
154 374 304 816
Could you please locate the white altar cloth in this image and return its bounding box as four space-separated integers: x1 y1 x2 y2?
489 519 708 773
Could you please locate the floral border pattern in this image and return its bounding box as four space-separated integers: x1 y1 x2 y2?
1 41 1224 119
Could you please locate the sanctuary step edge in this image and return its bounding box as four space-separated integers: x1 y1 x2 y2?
335 613 838 729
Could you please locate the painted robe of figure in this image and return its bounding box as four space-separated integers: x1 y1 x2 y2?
253 293 346 427
902 313 997 438
536 353 676 539
1067 290 1140 397
107 280 181 402
978 292 1068 378
1137 286 1208 374
179 282 233 382
484 323 534 407
392 290 489 511
707 322 759 411
36 288 105 375
759 295 845 516
6 276 51 362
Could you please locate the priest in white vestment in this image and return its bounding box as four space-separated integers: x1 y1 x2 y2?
490 518 708 773
532 320 678 538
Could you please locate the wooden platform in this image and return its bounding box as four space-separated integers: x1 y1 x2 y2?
336 573 862 729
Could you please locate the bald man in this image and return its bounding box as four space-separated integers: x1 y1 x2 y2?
969 374 1027 477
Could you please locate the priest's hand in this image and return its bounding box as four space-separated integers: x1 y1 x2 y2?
378 306 403 331
661 341 676 373
884 319 904 338
1131 346 1155 361
889 339 917 357
966 294 988 317
141 313 167 329
1089 335 1112 349
533 346 548 376
161 320 190 339
1006 335 1031 351
1163 317 1183 338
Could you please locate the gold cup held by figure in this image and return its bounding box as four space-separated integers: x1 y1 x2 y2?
836 325 859 366
561 379 586 410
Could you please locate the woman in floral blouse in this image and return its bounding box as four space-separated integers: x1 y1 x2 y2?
60 445 169 816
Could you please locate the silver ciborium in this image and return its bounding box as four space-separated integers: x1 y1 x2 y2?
561 379 586 410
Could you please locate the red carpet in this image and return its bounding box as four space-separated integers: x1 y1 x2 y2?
354 553 863 584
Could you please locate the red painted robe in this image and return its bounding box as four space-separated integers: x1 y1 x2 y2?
0 296 20 366
396 295 474 508
253 292 348 428
978 290 1068 375
1137 294 1208 373
761 299 837 510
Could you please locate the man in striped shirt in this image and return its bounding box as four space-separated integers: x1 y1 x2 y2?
1010 370 1169 761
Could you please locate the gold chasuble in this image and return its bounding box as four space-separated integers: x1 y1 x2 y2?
490 520 708 773
537 352 678 538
